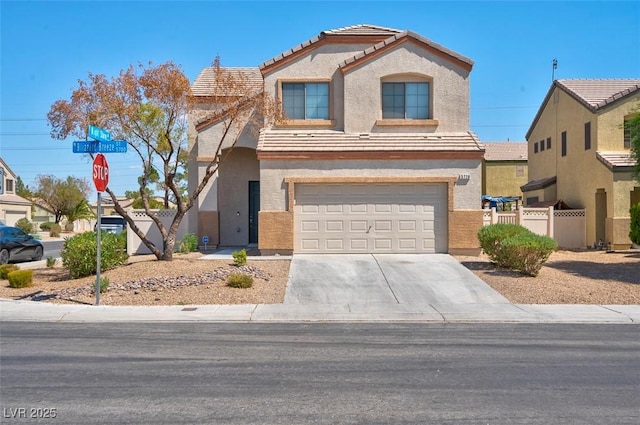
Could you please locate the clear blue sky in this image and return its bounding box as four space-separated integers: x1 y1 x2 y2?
1 0 639 197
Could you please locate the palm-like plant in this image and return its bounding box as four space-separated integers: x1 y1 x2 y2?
65 199 96 231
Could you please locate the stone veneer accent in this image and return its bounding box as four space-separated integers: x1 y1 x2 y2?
447 210 483 255
259 211 294 255
198 211 219 248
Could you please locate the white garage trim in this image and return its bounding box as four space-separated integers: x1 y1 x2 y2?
4 210 28 227
294 183 448 253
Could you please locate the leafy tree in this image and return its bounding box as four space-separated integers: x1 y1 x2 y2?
47 60 273 260
626 105 640 181
34 175 91 224
15 176 33 199
125 188 164 209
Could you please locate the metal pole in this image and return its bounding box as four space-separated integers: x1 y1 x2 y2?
95 192 101 305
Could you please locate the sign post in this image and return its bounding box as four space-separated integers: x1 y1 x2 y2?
92 153 109 305
202 235 209 251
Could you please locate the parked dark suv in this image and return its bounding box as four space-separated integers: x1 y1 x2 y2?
0 225 44 264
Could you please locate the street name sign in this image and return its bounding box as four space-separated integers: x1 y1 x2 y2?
73 140 128 153
88 125 111 143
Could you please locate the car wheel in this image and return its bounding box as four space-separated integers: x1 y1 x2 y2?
33 246 43 261
0 249 9 265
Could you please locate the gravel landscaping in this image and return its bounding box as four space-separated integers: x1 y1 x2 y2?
0 249 638 306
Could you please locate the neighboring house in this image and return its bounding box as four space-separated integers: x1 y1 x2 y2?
482 142 528 200
189 24 484 254
0 157 32 226
522 79 640 250
31 200 57 228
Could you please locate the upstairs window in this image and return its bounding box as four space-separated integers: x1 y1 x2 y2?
382 82 430 119
561 131 567 157
5 179 14 193
624 115 638 149
546 137 551 149
282 82 329 120
584 121 591 150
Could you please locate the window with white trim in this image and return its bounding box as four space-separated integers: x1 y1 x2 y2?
382 82 430 119
282 82 329 120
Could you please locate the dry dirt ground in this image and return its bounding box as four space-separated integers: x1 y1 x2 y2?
0 250 638 306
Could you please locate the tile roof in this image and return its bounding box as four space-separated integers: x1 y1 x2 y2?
557 79 640 110
482 142 528 161
259 24 403 72
596 151 636 170
257 130 483 153
526 79 640 140
191 67 263 97
0 194 31 205
338 30 474 72
520 176 557 192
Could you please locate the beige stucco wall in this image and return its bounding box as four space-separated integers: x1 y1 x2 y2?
342 41 470 133
260 159 482 211
527 87 639 246
483 161 527 197
217 147 260 246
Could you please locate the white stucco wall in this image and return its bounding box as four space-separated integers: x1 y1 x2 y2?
260 159 482 211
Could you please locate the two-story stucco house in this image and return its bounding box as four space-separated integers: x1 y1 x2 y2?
0 157 32 226
522 79 640 249
189 24 484 255
482 142 528 200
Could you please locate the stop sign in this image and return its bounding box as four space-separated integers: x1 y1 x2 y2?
92 153 109 192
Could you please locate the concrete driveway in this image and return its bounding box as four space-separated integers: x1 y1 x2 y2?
284 254 510 305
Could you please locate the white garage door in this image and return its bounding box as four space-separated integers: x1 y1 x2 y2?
5 211 27 227
295 183 447 253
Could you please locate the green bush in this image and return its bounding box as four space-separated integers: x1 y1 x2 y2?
15 218 35 234
232 249 247 267
178 233 198 254
7 270 33 288
61 231 128 279
498 232 557 276
46 257 57 268
95 277 109 293
477 224 529 258
40 222 53 231
0 264 20 279
49 223 62 237
227 273 253 288
630 202 640 245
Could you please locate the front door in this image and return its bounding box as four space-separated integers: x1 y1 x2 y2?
249 181 260 244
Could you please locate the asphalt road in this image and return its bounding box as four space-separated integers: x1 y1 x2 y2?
1 323 638 424
42 239 63 260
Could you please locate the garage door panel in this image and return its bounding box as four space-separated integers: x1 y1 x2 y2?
301 221 319 232
295 183 447 253
325 220 343 232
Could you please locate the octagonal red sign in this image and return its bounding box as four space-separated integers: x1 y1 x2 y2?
92 153 109 192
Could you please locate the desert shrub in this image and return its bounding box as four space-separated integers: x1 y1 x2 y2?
232 248 247 266
40 222 53 231
46 257 57 268
92 277 110 294
0 264 20 279
178 233 198 254
498 232 557 276
15 218 35 234
227 273 253 288
477 224 529 258
62 231 128 279
49 223 62 237
7 270 33 288
630 202 640 245
64 222 75 232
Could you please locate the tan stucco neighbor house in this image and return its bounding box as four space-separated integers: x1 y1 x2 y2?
0 158 32 226
522 79 640 250
188 24 484 255
482 142 528 201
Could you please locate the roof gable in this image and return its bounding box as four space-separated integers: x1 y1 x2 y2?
191 67 263 98
258 24 405 74
339 31 474 73
526 79 640 139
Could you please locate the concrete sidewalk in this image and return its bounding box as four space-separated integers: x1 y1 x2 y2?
1 298 638 323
